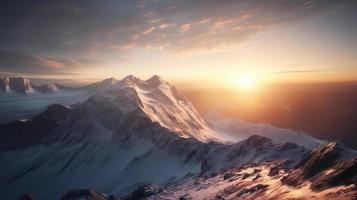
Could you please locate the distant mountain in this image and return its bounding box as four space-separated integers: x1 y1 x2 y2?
0 77 71 94
0 77 36 94
35 83 71 93
207 115 325 149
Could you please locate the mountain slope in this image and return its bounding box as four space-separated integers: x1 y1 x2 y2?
0 104 71 150
84 75 230 142
0 91 206 199
206 112 325 149
149 143 357 200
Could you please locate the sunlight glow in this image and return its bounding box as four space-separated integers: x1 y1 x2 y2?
235 75 257 90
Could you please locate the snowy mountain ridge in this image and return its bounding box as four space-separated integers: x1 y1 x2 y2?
83 75 230 143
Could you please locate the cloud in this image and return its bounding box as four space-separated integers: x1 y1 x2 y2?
0 49 103 75
274 70 323 74
0 0 354 75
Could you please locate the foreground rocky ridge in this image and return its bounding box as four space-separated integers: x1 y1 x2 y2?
16 144 357 200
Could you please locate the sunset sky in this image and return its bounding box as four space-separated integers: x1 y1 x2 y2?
1 0 357 86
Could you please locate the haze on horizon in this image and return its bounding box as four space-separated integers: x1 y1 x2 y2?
0 0 357 87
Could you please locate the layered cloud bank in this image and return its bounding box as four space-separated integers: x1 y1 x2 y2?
0 0 356 78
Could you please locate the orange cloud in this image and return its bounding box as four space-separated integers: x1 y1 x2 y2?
142 27 155 35
180 18 211 32
38 57 66 69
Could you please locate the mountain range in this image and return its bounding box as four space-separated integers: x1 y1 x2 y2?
0 77 73 94
0 75 356 200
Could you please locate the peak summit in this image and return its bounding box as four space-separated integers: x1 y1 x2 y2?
85 75 228 142
145 75 165 86
121 75 143 86
101 77 118 84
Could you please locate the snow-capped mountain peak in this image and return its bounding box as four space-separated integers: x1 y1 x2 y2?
145 75 165 87
86 75 229 143
130 75 229 142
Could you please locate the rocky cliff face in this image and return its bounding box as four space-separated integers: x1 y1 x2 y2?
0 77 70 94
0 77 35 94
281 142 357 192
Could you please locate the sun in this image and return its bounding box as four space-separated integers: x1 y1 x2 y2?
235 75 257 90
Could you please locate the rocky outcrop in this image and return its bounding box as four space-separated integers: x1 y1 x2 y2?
268 166 280 177
311 158 357 191
0 77 34 93
244 135 272 147
281 142 357 193
122 184 163 200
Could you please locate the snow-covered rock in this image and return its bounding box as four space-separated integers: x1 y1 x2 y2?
149 161 357 200
0 77 36 94
84 75 231 143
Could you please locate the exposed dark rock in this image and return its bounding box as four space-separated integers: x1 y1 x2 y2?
179 194 192 200
253 173 261 180
217 184 240 198
268 167 280 177
253 168 261 174
17 193 35 200
215 194 225 200
311 158 357 191
60 189 109 200
244 135 272 147
297 142 342 177
236 184 268 197
282 142 343 187
242 173 251 180
0 77 34 93
129 184 163 200
223 172 235 180
280 142 299 151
